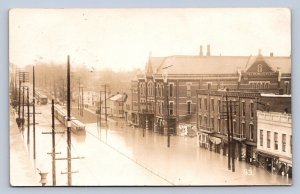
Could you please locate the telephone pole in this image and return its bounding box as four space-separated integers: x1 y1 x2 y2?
225 94 231 170
26 87 30 145
104 84 108 140
33 66 36 159
67 55 72 186
229 100 235 172
51 99 56 185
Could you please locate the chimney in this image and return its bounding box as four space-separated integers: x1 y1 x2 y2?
270 52 274 57
207 45 211 56
199 45 203 56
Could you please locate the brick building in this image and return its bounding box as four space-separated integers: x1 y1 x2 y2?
133 46 291 137
196 90 291 164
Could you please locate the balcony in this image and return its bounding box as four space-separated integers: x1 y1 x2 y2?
199 126 214 134
140 103 154 114
233 133 246 141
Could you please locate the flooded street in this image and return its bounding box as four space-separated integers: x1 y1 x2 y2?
13 104 291 186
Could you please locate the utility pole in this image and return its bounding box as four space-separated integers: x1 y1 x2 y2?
33 66 36 160
229 100 235 172
81 86 84 116
18 80 21 122
104 84 108 140
225 94 231 170
51 99 56 186
27 87 30 145
22 86 25 132
67 55 72 186
78 78 80 115
99 91 102 137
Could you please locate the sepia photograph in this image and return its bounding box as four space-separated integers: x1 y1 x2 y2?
9 8 292 186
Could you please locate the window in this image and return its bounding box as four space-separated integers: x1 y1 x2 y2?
211 118 214 130
187 83 192 97
199 98 202 110
274 132 278 150
267 131 270 148
207 82 212 90
217 119 221 133
204 116 207 127
211 99 214 112
187 101 192 114
241 123 245 138
169 84 174 97
250 103 254 118
282 134 286 152
242 101 245 116
290 135 292 153
199 115 202 127
250 124 254 140
260 130 263 146
157 84 160 97
169 102 174 115
217 100 221 113
204 98 208 110
258 64 263 72
148 82 153 96
233 121 237 134
161 102 164 115
284 81 290 94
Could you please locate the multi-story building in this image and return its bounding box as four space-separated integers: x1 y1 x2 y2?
256 95 292 177
126 80 139 126
134 46 291 136
108 93 128 118
196 90 291 164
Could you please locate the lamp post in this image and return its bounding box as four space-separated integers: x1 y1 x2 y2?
162 71 170 147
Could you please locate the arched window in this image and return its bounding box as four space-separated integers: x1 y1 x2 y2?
257 64 263 73
148 82 153 96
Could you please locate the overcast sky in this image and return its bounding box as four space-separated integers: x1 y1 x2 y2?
9 8 291 71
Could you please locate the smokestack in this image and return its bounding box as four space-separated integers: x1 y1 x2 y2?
199 45 203 56
207 45 210 56
270 52 274 57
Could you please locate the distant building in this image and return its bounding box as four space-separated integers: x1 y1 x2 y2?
133 46 291 136
82 90 98 107
108 93 128 118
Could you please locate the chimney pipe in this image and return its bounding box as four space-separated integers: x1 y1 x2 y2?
207 45 210 56
199 45 203 56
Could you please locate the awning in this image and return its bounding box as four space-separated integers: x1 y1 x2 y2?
209 136 222 145
256 150 279 159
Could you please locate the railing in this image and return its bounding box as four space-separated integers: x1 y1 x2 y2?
199 126 214 133
233 133 246 140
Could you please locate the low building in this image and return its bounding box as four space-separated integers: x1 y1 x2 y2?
108 93 128 118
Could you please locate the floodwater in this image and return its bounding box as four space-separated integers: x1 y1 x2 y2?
14 104 292 186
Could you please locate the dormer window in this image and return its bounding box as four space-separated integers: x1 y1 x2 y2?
257 64 263 72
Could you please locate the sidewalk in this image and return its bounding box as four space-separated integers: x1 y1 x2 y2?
9 109 39 186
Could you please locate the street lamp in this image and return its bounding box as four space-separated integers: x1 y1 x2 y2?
162 70 170 147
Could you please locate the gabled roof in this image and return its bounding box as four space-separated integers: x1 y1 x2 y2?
109 93 128 102
148 54 291 75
